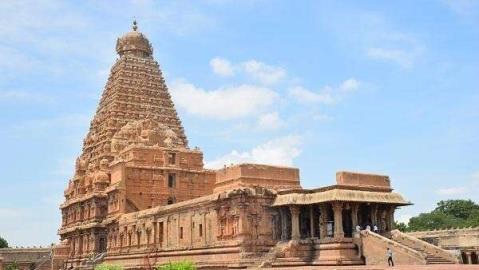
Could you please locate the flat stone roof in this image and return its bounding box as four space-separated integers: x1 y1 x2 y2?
272 187 411 206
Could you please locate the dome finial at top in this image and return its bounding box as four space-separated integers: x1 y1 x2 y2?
132 19 138 31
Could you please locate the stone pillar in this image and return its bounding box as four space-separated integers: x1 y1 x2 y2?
238 204 248 238
202 213 207 245
176 214 181 246
371 204 378 226
466 252 472 264
71 236 76 256
351 204 359 231
332 202 344 239
309 205 315 238
280 207 288 241
387 206 395 231
290 205 300 240
319 204 328 239
153 221 157 245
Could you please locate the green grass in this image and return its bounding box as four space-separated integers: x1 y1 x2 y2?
155 261 197 270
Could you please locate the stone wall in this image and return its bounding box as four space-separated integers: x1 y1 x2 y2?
102 187 277 269
336 171 391 190
214 164 300 193
0 248 51 270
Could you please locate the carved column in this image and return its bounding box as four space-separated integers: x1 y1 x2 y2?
189 215 193 247
371 204 378 226
176 214 181 246
290 205 300 240
319 204 328 239
387 206 395 231
332 202 344 239
152 221 157 245
280 207 288 241
466 252 472 264
238 204 248 239
309 205 315 238
202 212 207 245
351 204 359 231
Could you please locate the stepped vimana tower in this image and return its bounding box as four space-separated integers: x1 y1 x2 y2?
55 22 460 269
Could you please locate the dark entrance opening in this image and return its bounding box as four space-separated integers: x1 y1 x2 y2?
327 204 334 237
358 204 371 229
472 252 478 264
99 236 107 252
299 206 311 239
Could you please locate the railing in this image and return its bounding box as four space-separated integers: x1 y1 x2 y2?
391 230 459 263
360 230 427 263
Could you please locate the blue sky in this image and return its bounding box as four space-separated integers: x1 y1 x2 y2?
0 0 478 246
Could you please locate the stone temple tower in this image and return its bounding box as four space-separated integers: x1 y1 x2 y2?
58 22 215 261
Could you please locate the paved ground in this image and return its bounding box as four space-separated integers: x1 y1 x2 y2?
262 265 479 270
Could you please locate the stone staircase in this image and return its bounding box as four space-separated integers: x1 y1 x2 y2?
390 230 459 265
254 238 363 268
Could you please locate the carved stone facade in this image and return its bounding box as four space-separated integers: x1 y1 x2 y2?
55 22 460 269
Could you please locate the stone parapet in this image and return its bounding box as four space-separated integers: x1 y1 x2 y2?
336 171 391 190
214 163 300 193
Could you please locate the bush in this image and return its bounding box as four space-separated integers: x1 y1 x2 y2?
155 261 196 270
5 261 18 270
94 263 123 270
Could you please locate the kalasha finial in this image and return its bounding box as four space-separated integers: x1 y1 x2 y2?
132 19 138 31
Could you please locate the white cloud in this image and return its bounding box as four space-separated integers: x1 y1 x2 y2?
288 86 334 104
436 187 468 196
240 60 286 85
210 57 234 76
288 78 359 104
256 112 285 130
339 78 360 92
170 80 277 119
209 57 286 85
206 135 302 169
367 48 415 69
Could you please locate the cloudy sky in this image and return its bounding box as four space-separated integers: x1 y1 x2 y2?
0 0 478 246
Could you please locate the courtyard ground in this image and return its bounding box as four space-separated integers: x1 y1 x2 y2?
262 265 479 270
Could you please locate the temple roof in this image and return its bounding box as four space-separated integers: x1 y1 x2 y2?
272 188 411 206
116 20 153 57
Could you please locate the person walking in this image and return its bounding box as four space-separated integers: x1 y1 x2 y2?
387 247 394 266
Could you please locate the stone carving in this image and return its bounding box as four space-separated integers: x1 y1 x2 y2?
111 119 183 153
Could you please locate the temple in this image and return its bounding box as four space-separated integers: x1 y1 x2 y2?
53 22 462 269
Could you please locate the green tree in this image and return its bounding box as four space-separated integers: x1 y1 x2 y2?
155 261 196 270
434 200 479 220
0 236 8 248
394 221 408 232
404 199 479 231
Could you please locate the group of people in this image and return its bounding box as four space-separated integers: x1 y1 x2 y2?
355 224 380 233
